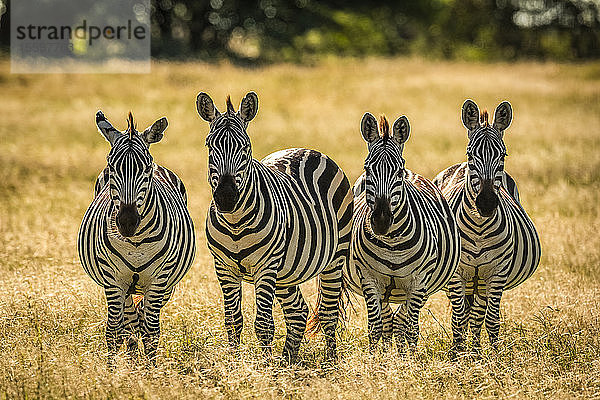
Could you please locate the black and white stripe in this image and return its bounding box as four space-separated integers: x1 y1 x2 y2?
432 100 541 353
345 113 460 352
197 92 353 363
78 111 196 365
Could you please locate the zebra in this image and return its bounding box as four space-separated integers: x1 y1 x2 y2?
78 111 196 366
432 99 541 353
344 112 460 353
196 92 353 363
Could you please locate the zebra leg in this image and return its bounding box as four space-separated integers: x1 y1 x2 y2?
484 276 506 350
468 289 487 352
254 268 277 357
317 256 344 362
404 289 427 354
381 302 393 348
140 287 173 365
392 303 408 355
275 286 308 364
104 286 126 368
123 294 141 359
393 289 427 355
446 275 469 355
361 279 383 351
216 265 243 349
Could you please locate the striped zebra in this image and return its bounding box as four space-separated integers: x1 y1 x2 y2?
78 111 196 365
344 113 460 353
197 92 353 363
432 100 541 353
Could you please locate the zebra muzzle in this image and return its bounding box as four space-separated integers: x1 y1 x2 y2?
370 197 392 236
213 174 239 213
116 203 140 237
475 180 499 217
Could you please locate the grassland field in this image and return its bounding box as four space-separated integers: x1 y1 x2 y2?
1 58 599 399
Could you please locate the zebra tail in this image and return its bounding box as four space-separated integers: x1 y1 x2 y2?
305 274 352 339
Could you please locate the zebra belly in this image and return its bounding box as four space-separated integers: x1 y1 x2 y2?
454 195 540 293
356 262 427 303
94 237 176 289
349 249 439 304
208 225 338 287
455 229 511 295
455 259 502 296
277 219 338 286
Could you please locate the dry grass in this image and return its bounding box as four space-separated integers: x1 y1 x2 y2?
1 58 599 399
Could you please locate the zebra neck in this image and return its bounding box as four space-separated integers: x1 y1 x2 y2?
464 175 477 204
137 183 160 232
389 187 413 235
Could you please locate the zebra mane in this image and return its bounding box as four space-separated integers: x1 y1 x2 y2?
379 115 390 140
480 109 489 127
127 111 136 139
226 95 235 114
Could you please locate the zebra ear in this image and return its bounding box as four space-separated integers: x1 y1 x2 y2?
461 99 480 131
142 117 168 145
392 115 410 145
493 101 512 133
196 92 220 122
239 92 259 122
96 110 121 145
361 112 379 144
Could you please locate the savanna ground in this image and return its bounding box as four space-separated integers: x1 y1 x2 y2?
1 58 599 399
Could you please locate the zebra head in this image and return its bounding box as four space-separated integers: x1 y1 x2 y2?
360 112 410 236
461 99 512 218
96 110 168 237
196 91 258 213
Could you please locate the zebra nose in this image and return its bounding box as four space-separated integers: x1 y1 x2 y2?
117 203 140 237
370 197 392 236
214 174 239 213
475 179 499 217
480 178 494 189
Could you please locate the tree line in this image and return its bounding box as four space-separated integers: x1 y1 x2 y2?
1 0 599 62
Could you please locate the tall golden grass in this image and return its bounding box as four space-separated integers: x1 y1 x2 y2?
1 58 599 399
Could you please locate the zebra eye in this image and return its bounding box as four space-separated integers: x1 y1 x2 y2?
242 146 251 158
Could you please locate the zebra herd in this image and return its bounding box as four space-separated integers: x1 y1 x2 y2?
77 92 541 366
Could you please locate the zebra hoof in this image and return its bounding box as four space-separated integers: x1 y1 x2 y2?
259 344 273 359
323 345 338 365
281 349 300 366
381 338 393 350
368 341 379 354
489 338 501 353
449 342 469 361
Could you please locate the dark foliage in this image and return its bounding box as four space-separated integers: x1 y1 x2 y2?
1 0 598 61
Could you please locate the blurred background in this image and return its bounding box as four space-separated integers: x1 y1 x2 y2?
1 0 599 62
